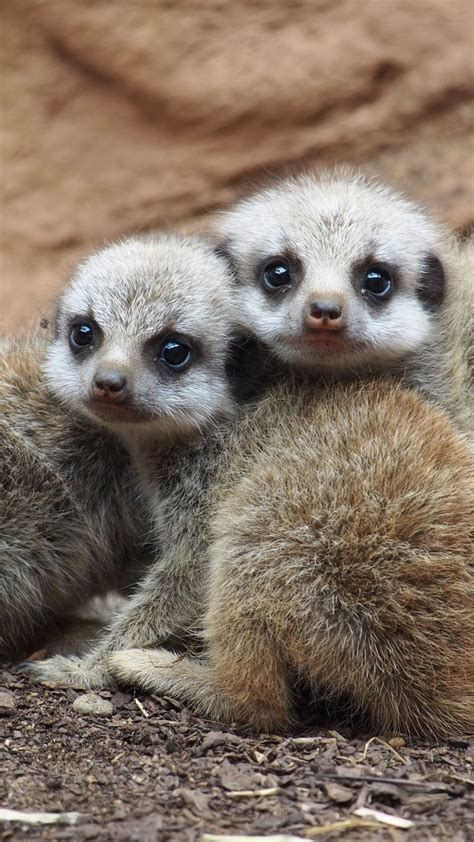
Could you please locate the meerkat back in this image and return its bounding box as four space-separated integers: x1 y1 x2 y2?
110 377 473 739
205 378 474 737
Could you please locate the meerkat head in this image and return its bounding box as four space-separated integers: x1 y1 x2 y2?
44 234 236 441
215 170 446 376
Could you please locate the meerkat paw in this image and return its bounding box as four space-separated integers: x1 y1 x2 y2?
107 647 186 690
23 653 114 689
108 648 235 722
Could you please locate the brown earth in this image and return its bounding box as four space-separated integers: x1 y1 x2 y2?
1 0 473 328
0 666 473 842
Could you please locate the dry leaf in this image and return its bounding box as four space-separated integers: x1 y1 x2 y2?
203 835 306 842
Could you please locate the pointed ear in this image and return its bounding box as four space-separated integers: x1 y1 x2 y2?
417 253 446 311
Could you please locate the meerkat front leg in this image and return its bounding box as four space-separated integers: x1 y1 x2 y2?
27 547 205 688
108 615 292 732
108 648 236 723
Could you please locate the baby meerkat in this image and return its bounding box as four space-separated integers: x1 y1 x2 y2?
109 377 474 739
103 181 473 736
1 234 237 660
213 170 473 434
215 170 447 374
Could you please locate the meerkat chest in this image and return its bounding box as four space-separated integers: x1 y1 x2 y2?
135 434 228 554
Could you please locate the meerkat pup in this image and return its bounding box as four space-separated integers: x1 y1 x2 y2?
212 169 472 433
110 377 474 739
1 234 237 660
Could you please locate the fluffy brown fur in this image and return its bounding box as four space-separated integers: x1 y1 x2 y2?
109 378 474 739
0 336 150 659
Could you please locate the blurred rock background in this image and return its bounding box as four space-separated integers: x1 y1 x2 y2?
1 0 473 327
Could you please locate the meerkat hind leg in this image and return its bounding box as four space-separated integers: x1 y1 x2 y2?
210 624 293 732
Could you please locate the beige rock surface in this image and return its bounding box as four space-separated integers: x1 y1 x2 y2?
1 0 473 327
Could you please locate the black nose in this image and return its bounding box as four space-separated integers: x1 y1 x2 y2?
93 369 127 394
310 300 342 321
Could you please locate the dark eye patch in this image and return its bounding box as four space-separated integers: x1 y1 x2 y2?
146 330 198 375
416 253 446 311
256 249 302 298
67 315 102 356
352 256 397 307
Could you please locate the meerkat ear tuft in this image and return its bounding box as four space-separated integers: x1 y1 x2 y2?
417 253 446 311
213 242 240 283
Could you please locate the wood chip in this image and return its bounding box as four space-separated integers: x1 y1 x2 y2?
388 737 406 749
0 809 83 826
0 690 16 716
327 731 347 741
290 737 321 746
134 698 150 718
203 836 306 841
354 807 414 828
179 787 209 812
362 736 409 765
202 730 241 750
306 819 384 837
227 787 281 798
72 693 113 717
324 783 354 804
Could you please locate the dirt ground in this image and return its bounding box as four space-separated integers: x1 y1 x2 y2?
0 667 472 842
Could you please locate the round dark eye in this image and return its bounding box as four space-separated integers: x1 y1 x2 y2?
261 258 293 292
363 267 393 300
159 339 193 371
69 323 95 351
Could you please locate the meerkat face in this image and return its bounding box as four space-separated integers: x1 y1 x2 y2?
44 235 236 440
215 171 446 375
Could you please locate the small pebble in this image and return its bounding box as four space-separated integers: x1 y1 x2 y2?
72 693 113 717
324 782 354 803
0 690 16 716
389 736 406 748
